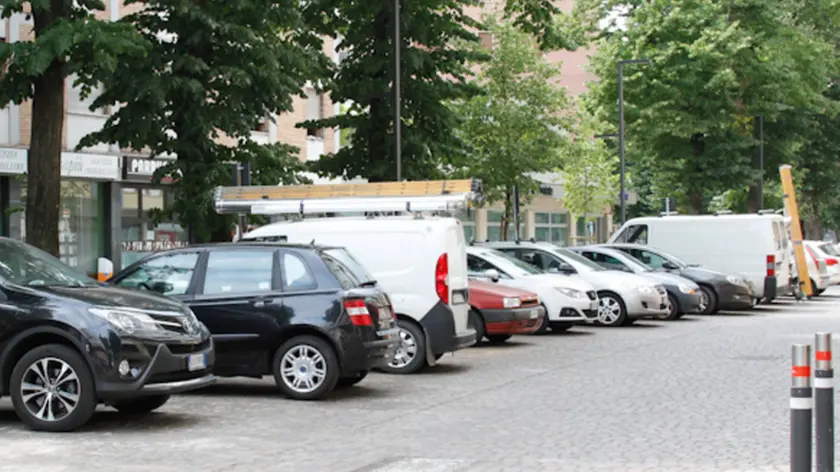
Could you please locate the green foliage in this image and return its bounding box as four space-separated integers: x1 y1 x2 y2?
300 0 485 182
447 18 573 235
561 111 619 222
579 0 838 215
81 0 325 242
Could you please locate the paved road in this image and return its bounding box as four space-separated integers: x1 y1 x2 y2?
2 291 840 472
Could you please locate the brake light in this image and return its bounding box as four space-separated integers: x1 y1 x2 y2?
827 258 838 266
343 299 372 326
766 254 775 277
435 253 449 304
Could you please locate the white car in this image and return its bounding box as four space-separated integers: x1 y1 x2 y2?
466 246 599 333
807 241 840 286
479 241 669 327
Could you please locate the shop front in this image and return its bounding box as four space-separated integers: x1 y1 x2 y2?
120 155 187 268
1 151 121 277
0 147 27 236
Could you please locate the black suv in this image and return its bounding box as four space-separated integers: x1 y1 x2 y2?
110 242 400 400
0 237 216 432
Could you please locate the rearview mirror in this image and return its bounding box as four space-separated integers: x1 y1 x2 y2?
484 269 500 282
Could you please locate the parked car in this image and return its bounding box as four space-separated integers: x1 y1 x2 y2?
466 246 599 332
570 246 703 320
110 242 400 400
800 241 831 295
477 241 668 327
609 214 791 303
805 241 840 287
467 280 545 343
242 215 477 374
0 237 216 432
604 243 757 313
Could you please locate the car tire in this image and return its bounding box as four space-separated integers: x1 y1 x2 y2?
336 370 368 389
379 320 427 375
661 294 681 321
112 395 171 415
534 304 550 334
10 344 97 432
485 334 512 344
468 309 486 345
697 285 718 314
272 335 339 401
549 322 573 333
596 292 627 327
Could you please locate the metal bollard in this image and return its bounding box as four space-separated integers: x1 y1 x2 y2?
791 344 813 472
815 332 834 472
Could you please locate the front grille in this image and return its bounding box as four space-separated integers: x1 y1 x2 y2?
147 312 198 335
166 338 211 355
586 291 597 300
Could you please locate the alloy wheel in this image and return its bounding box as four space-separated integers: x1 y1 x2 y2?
20 357 81 423
598 297 622 325
390 328 417 368
280 345 328 394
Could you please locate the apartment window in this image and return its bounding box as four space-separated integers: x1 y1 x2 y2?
253 115 269 133
456 211 476 242
534 212 569 246
478 31 494 49
306 88 324 139
67 74 105 114
486 210 523 242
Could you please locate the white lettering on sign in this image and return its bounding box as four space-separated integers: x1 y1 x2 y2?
122 240 188 252
130 158 169 175
60 152 120 180
0 148 27 174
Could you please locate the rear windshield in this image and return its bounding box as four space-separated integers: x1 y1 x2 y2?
322 248 376 286
819 243 840 257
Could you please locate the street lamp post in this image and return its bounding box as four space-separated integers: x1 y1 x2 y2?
617 58 650 225
394 0 402 181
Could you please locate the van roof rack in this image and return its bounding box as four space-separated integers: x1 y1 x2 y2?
757 209 776 215
213 179 483 216
714 210 732 215
659 211 679 216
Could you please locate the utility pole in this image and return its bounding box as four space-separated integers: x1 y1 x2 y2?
617 59 650 225
758 115 764 210
394 0 402 181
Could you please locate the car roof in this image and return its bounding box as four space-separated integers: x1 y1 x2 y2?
155 242 345 252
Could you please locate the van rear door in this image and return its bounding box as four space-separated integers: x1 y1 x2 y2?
772 219 791 287
446 220 470 335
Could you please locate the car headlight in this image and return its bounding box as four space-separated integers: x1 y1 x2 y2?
726 275 748 287
88 307 160 335
678 284 696 294
502 297 521 308
556 287 585 298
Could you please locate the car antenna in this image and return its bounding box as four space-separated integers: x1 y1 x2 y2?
309 238 316 246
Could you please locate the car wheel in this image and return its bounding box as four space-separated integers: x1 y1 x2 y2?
112 395 171 415
596 292 627 327
468 309 486 345
272 335 339 401
379 320 427 375
485 334 512 344
10 344 97 432
661 294 681 321
336 370 368 389
534 304 550 334
549 322 573 333
697 285 718 314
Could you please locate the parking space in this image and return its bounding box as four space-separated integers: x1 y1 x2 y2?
1 292 838 471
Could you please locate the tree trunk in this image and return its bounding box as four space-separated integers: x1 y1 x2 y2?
746 116 763 213
26 6 67 256
366 9 391 181
746 185 762 213
687 191 703 214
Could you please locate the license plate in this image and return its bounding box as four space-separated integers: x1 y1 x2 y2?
188 353 206 371
529 309 539 319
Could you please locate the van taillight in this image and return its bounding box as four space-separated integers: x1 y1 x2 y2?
435 253 449 305
343 299 372 326
766 255 775 277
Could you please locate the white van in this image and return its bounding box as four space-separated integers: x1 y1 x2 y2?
608 214 791 302
242 216 477 374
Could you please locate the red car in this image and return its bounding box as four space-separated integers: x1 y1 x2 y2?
468 280 545 344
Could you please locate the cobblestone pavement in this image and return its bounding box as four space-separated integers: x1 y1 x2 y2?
2 290 840 472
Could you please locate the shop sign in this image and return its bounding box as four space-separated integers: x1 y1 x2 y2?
123 156 180 182
61 152 120 180
122 240 188 253
0 148 27 174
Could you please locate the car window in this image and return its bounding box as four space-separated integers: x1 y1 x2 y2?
629 249 668 269
321 253 360 290
281 252 318 291
617 225 648 244
580 251 627 270
819 243 839 257
117 252 199 296
202 251 274 295
467 254 512 279
323 248 375 285
0 238 96 287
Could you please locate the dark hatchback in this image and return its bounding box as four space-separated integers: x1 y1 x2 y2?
110 242 401 400
605 243 756 313
0 237 216 432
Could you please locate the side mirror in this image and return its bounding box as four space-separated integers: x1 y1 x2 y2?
151 281 174 294
662 261 679 270
522 253 535 264
484 269 500 282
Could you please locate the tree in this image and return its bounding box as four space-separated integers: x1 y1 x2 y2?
81 0 326 242
300 0 485 182
0 1 146 255
561 112 618 237
578 0 835 214
447 18 573 238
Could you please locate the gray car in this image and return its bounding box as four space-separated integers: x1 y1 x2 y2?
570 246 705 320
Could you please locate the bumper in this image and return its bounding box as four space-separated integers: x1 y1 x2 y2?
420 301 477 356
549 298 600 323
627 291 669 319
717 283 756 310
763 276 778 301
674 291 704 314
97 339 216 400
482 305 545 335
362 327 401 369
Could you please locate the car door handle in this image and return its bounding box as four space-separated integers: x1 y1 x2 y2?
249 297 272 308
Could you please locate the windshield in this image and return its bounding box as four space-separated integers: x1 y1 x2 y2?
553 247 606 271
0 239 96 287
617 252 654 272
480 250 543 276
323 248 376 284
